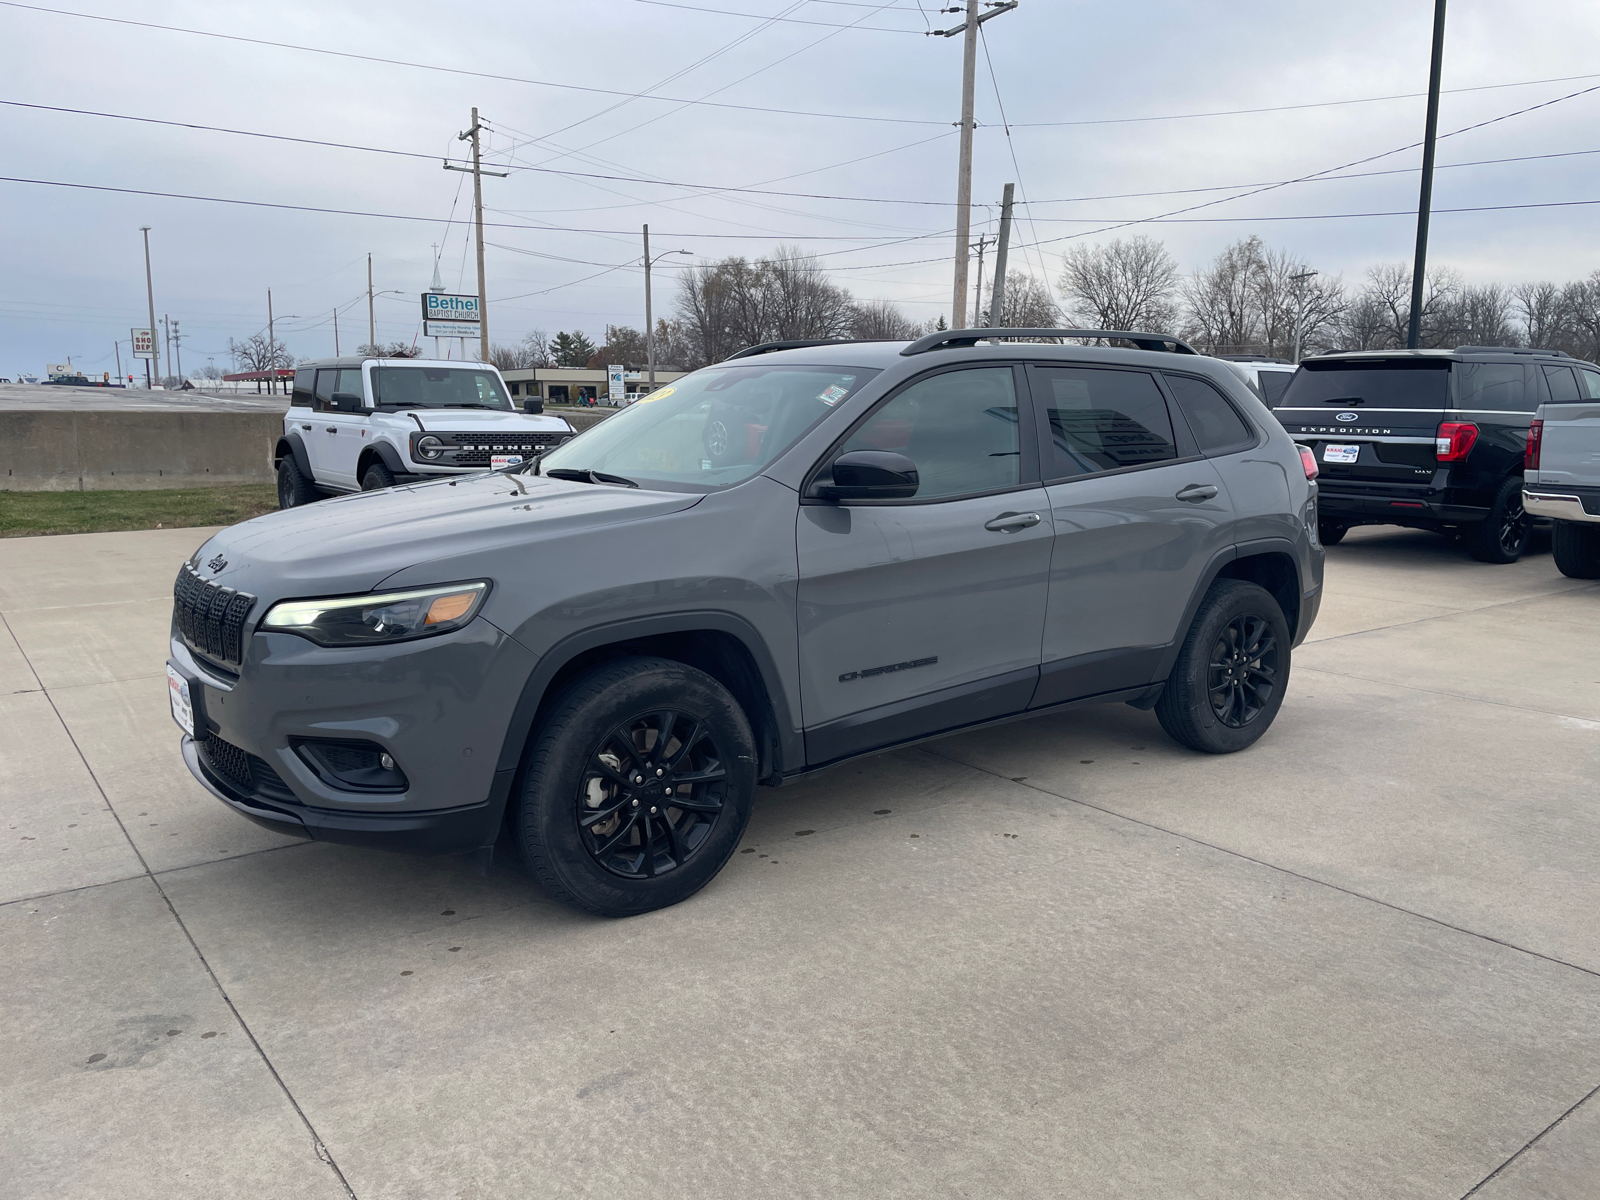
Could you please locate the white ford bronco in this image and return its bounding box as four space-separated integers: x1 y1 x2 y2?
273 356 576 506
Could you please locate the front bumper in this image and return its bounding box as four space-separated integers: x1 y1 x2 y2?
1524 489 1600 526
182 736 512 853
169 613 536 852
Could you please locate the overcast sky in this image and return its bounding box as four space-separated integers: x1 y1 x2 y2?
4 0 1599 377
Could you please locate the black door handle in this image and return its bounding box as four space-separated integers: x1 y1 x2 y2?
326 426 338 434
300 423 312 431
984 511 1042 533
1175 484 1219 502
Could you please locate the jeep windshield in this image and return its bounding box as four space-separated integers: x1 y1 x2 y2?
536 363 878 492
370 367 513 411
1280 359 1450 409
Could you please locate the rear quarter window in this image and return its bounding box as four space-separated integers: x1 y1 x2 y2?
1454 362 1532 412
1163 373 1255 455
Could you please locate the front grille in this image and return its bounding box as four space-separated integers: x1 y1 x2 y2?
447 431 569 467
173 564 256 668
198 734 296 803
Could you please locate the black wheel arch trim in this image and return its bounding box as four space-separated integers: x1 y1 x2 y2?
360 441 410 479
1157 538 1312 681
274 432 313 481
493 611 802 785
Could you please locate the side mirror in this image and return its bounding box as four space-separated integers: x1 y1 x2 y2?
817 450 919 500
331 392 365 412
523 398 544 414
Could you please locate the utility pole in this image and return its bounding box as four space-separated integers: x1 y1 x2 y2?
988 182 1015 328
1406 0 1447 349
931 1 1017 329
139 225 160 387
113 340 122 383
173 318 183 384
642 224 692 388
161 314 171 382
1291 270 1318 362
367 253 375 353
333 307 340 356
444 108 509 363
972 235 990 329
267 289 276 394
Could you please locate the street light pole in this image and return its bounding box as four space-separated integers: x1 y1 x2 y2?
139 226 160 387
642 226 692 389
267 289 276 394
1290 270 1318 363
1406 0 1448 349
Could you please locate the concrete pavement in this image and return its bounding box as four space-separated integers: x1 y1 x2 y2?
3 525 1598 1198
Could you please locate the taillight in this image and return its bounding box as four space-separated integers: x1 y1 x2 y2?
1525 419 1543 470
1297 444 1319 480
1435 422 1479 462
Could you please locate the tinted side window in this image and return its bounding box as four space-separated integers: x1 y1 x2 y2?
1257 370 1294 407
1455 362 1529 412
1031 366 1178 480
1544 365 1581 402
840 367 1019 500
314 369 338 412
290 369 315 408
1581 368 1600 399
1164 374 1255 455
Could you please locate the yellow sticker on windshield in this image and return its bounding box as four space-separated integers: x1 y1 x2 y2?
638 386 675 403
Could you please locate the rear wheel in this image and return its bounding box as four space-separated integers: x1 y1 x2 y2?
1552 520 1600 579
515 657 757 917
1317 520 1348 545
361 461 396 491
1156 580 1291 754
276 456 320 509
1465 476 1529 564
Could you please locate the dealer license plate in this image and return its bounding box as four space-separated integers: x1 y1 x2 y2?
491 454 525 471
1323 444 1360 464
167 665 194 737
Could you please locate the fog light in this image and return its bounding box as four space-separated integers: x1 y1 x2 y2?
293 739 409 793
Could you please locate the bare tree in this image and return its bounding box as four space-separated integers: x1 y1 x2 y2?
1181 238 1263 354
850 299 922 341
229 332 292 373
1559 273 1600 362
1058 236 1180 334
674 246 858 366
489 329 552 371
1514 282 1566 350
1445 283 1518 346
586 324 649 369
981 271 1059 328
356 341 420 359
1337 263 1460 350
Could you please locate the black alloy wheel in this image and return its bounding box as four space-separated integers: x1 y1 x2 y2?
578 709 728 879
516 656 756 916
361 461 396 492
1466 476 1530 564
1206 614 1280 729
1156 579 1292 754
704 415 733 463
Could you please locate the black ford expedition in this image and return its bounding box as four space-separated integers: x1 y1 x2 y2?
1276 346 1587 562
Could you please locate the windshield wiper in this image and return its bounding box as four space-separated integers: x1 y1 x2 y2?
546 467 639 488
449 402 510 410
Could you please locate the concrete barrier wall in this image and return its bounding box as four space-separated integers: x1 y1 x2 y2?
0 411 281 491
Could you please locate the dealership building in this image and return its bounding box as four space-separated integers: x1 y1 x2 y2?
500 367 688 405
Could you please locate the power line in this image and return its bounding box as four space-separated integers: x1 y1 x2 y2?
628 0 921 33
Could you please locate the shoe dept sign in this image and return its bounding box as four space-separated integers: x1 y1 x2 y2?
421 293 481 340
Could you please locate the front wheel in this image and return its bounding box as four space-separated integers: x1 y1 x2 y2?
515 657 757 917
1156 580 1291 754
361 461 396 491
276 456 320 509
1552 520 1600 579
1465 476 1529 564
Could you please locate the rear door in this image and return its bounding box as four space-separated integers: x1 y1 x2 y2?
1536 364 1600 489
1275 359 1449 496
1026 362 1234 707
796 364 1052 763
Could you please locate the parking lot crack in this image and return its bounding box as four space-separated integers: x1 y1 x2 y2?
1459 1078 1600 1197
0 610 359 1200
924 747 1600 984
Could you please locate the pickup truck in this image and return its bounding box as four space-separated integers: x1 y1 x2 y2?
1525 363 1600 577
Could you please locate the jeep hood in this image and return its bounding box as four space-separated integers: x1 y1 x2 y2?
192 472 701 603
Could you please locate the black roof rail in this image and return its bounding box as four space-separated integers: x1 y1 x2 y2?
1215 354 1293 364
1454 344 1568 357
723 338 865 361
901 327 1199 356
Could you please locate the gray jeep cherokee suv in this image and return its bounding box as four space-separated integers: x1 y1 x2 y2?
168 328 1323 916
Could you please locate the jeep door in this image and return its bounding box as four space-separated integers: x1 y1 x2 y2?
796 364 1052 764
309 367 368 491
1024 363 1234 707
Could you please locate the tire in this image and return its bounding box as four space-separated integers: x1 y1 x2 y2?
276 455 320 509
515 657 757 917
1465 476 1530 564
361 461 396 491
1552 520 1600 579
1156 580 1291 754
1318 520 1348 546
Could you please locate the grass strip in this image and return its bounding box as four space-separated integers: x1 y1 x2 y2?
0 485 278 537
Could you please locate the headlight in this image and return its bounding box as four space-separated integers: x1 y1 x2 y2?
260 581 488 646
415 435 446 460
